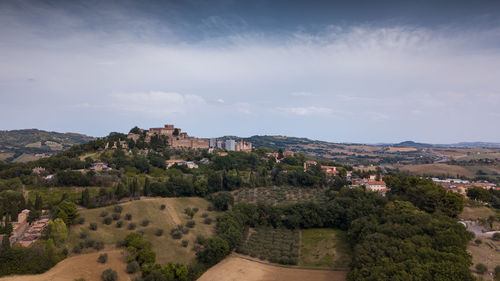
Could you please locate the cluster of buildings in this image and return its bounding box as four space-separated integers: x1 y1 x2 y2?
128 124 210 149
431 178 498 196
0 210 49 247
127 124 253 152
352 175 388 195
303 160 353 179
212 139 252 152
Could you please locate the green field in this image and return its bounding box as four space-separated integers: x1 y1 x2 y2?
236 227 300 265
233 186 327 206
299 229 351 269
68 197 219 265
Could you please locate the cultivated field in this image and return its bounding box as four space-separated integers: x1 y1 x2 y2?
394 163 476 178
68 197 219 264
237 227 300 265
0 250 131 281
197 256 347 281
299 229 351 269
233 187 327 206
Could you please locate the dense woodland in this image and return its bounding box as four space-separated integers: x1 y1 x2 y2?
0 129 484 280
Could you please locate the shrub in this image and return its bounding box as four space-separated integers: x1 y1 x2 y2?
116 221 123 228
170 229 182 239
136 230 144 236
493 232 500 241
126 261 140 274
203 218 212 225
94 241 105 251
74 278 86 281
84 239 96 248
141 219 150 227
78 217 85 224
495 265 500 278
160 204 166 210
113 205 123 213
155 229 164 236
125 213 132 220
476 263 488 274
475 238 482 245
182 227 189 234
72 245 82 254
128 223 136 230
101 268 118 281
193 207 199 213
201 213 208 218
100 211 109 217
132 277 143 281
79 231 88 239
186 220 195 228
181 240 189 247
89 222 98 231
112 213 120 220
207 205 214 211
103 217 112 225
98 253 108 264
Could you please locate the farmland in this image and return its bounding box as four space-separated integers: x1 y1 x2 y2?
233 186 327 206
299 229 351 269
237 227 300 265
67 197 219 265
197 256 347 281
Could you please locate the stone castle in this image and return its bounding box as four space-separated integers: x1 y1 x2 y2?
128 124 210 149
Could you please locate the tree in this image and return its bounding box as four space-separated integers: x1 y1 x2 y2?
212 192 234 211
53 201 79 225
476 263 488 275
101 268 118 281
143 178 150 196
467 187 491 202
45 218 68 246
81 188 90 207
196 237 230 266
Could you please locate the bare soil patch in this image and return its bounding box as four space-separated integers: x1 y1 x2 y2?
197 256 347 281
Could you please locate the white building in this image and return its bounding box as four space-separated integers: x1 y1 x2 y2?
225 139 236 151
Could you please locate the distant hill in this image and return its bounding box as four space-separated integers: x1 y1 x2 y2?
392 141 434 148
0 129 94 162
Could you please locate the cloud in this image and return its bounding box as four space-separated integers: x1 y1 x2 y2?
108 91 206 117
1 3 500 142
290 92 312 97
276 106 334 116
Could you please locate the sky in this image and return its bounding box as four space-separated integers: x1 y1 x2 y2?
1 0 500 143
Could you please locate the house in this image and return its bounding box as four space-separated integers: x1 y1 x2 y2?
303 160 318 170
321 166 338 176
90 162 111 171
363 179 387 191
9 209 30 245
166 159 185 168
127 133 141 142
32 167 46 174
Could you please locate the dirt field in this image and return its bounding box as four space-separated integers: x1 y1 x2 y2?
197 256 347 281
459 207 496 221
387 147 417 153
468 239 500 280
0 250 131 281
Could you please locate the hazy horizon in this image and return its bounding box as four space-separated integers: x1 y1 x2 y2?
1 0 500 143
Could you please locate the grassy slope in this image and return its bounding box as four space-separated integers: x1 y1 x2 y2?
299 229 351 269
0 250 131 281
68 197 219 265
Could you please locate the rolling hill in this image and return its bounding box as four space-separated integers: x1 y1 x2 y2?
0 129 94 162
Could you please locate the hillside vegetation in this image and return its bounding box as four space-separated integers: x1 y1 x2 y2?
0 129 94 162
